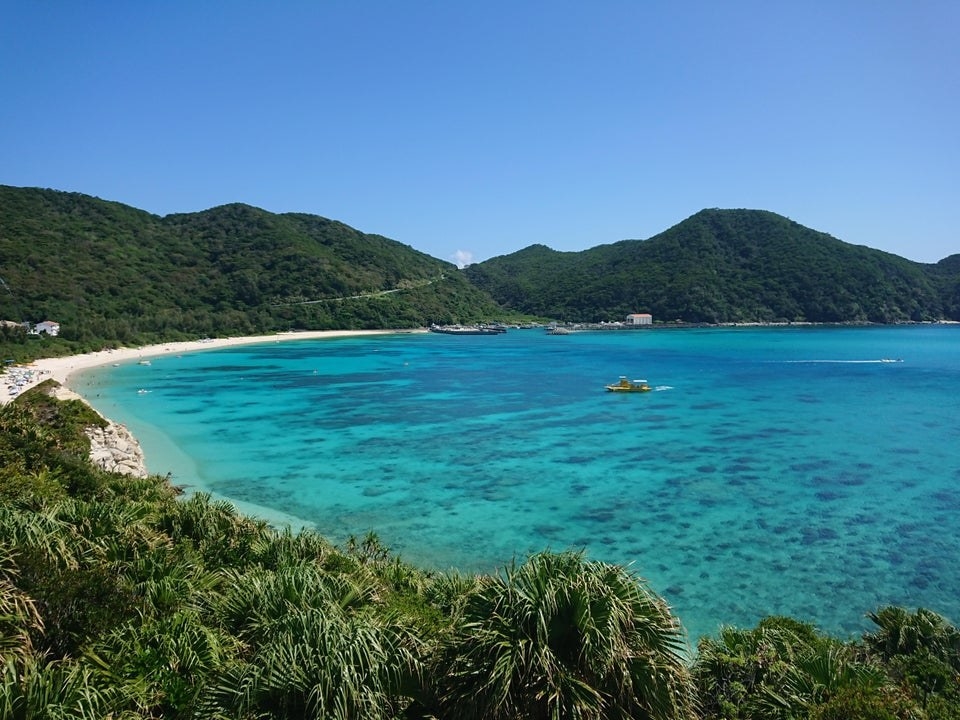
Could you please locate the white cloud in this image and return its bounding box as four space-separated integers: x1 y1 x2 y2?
451 249 474 268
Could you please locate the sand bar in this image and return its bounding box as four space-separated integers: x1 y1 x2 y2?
2 329 423 404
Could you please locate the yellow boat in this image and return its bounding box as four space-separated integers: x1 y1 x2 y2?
605 376 651 393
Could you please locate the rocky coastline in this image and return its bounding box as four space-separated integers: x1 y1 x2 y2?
86 420 148 478
1 330 411 484
50 385 148 478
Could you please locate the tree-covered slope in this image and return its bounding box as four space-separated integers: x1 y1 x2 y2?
465 209 958 323
0 186 502 345
928 254 960 319
4 188 957 346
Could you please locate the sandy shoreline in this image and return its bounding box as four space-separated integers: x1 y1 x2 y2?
2 328 426 530
3 329 424 405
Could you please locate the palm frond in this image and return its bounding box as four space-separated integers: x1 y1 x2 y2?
203 609 421 720
437 550 695 720
0 654 131 720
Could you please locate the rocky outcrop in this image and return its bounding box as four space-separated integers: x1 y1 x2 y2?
86 422 148 478
39 383 149 478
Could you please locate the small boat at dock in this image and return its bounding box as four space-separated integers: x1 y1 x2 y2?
429 324 506 335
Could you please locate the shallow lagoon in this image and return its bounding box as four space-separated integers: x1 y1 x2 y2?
75 325 960 641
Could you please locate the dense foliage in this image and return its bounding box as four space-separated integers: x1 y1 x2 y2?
4 188 959 364
2 386 958 718
0 185 504 360
465 209 960 324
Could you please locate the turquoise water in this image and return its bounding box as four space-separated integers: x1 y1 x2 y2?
74 326 960 641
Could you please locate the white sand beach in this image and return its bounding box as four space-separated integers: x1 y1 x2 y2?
2 329 427 528
2 329 422 405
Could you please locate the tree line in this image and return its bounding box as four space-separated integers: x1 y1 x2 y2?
0 186 506 363
465 209 960 324
5 188 960 369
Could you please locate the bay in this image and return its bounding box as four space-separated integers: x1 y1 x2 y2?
74 325 960 641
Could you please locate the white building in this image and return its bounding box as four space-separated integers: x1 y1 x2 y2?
32 321 60 336
626 313 652 325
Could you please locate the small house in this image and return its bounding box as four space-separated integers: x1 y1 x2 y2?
626 313 652 326
32 321 60 336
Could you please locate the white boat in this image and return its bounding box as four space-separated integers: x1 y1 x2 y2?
429 324 506 335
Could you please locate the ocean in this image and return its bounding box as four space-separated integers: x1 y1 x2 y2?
73 325 960 641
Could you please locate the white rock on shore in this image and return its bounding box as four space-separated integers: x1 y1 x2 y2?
49 385 149 478
3 330 420 479
86 421 148 478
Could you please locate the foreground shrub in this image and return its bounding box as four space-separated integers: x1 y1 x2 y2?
435 551 695 720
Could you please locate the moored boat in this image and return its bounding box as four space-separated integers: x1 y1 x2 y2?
429 324 506 335
605 376 651 393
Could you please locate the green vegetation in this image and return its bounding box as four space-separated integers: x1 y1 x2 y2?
3 187 960 715
465 209 960 324
0 187 960 720
2 385 958 718
0 185 506 362
4 188 960 367
926 254 960 320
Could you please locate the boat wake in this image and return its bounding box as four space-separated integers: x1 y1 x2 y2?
653 385 673 391
780 359 903 364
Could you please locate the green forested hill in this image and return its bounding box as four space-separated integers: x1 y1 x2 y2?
4 188 958 353
929 254 960 319
0 186 501 347
465 209 960 323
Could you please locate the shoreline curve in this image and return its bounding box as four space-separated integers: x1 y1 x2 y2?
3 329 427 528
3 329 426 405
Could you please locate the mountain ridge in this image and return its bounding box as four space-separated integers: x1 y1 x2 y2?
2 186 959 346
0 185 502 349
465 207 959 323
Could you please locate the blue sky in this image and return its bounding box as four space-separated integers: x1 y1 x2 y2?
2 2 957 265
